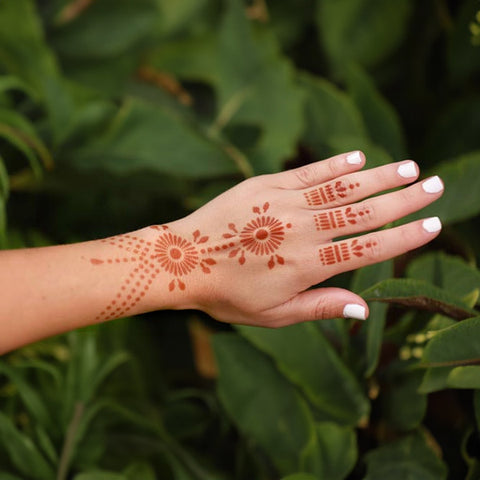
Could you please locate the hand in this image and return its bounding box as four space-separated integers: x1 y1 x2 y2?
154 151 444 327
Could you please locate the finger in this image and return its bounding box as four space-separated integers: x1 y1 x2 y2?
315 217 442 281
261 288 369 327
302 160 420 210
312 175 444 238
269 151 366 190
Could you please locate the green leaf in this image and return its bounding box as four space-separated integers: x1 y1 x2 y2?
364 431 447 480
422 98 480 162
316 0 413 70
123 462 156 480
216 0 305 173
422 317 480 367
447 0 480 84
382 369 426 430
69 100 240 178
157 0 209 36
0 156 10 200
0 473 25 480
52 0 157 59
280 475 318 480
299 73 366 158
407 252 480 300
301 422 357 479
0 0 73 143
73 473 127 480
361 278 478 320
445 366 480 389
0 75 36 98
418 367 452 394
353 260 394 376
345 64 406 160
418 151 480 224
0 361 52 429
236 323 370 426
0 108 53 169
213 333 315 474
0 412 54 480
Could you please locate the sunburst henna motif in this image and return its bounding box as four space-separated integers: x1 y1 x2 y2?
221 202 291 269
90 226 216 320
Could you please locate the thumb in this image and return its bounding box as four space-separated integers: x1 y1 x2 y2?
262 288 369 327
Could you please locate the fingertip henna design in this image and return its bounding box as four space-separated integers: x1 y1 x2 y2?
318 239 378 266
314 207 371 231
304 181 361 206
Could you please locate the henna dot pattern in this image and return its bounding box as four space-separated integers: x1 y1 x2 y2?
304 181 361 206
318 239 378 266
314 207 371 231
90 227 217 321
222 202 291 269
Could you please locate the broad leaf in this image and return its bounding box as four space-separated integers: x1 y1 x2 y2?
299 73 366 159
364 432 447 480
301 422 357 479
446 366 480 389
0 0 72 142
280 475 317 480
353 260 394 376
68 100 240 178
407 252 480 300
213 333 315 474
404 151 480 224
422 317 480 367
217 0 305 173
73 474 127 480
316 0 412 69
236 323 370 426
361 278 478 320
418 367 452 394
382 368 426 430
345 64 406 160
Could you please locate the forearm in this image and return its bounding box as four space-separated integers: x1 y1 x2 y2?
0 224 190 353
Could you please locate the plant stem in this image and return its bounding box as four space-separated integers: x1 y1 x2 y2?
57 401 84 480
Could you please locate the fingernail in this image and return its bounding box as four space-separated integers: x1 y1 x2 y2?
346 151 362 165
422 216 442 233
422 176 443 193
343 304 367 320
397 161 417 178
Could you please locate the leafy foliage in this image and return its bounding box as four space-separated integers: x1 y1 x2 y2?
0 0 479 478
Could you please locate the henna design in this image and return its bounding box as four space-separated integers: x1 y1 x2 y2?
90 227 215 321
220 202 291 269
314 207 371 231
319 239 378 266
304 181 361 206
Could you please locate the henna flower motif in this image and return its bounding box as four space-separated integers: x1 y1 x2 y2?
240 216 285 256
223 202 290 269
152 228 215 291
153 232 199 277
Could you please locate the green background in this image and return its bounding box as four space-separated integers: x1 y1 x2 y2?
0 0 480 478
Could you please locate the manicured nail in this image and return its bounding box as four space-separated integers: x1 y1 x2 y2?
346 151 362 165
397 161 417 178
422 176 443 193
422 216 442 233
343 304 367 320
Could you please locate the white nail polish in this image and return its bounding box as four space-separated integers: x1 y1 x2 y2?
422 176 443 193
422 216 442 233
346 151 362 165
343 304 366 320
397 161 417 178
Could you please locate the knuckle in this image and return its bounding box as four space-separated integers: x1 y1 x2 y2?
312 297 328 320
361 233 382 259
294 164 318 188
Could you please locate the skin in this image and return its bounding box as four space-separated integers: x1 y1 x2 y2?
0 151 444 353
